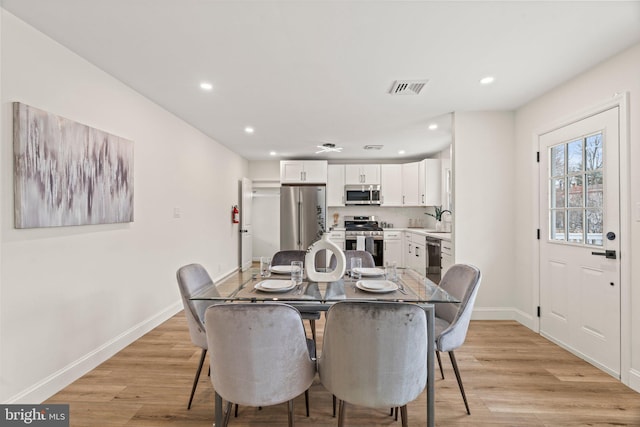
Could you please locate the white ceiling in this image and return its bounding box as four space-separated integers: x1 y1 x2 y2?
3 1 640 161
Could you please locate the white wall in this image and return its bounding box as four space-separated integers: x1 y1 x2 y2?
0 10 248 402
453 111 516 317
514 42 640 391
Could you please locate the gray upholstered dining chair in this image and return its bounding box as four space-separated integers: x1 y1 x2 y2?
271 250 321 343
434 263 482 415
176 263 220 409
329 249 375 270
205 303 317 427
318 301 428 427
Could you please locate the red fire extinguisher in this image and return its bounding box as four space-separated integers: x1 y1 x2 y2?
232 205 240 224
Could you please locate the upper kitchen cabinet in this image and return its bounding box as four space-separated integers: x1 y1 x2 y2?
419 159 441 206
327 164 345 206
380 164 403 206
401 162 420 206
345 164 380 185
280 160 328 184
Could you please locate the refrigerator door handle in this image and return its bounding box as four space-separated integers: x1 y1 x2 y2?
298 200 303 247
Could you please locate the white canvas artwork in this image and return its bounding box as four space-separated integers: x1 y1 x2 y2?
13 102 134 228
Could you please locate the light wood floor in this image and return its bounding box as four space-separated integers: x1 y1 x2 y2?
47 312 640 426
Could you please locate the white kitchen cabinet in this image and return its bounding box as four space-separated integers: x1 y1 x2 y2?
419 159 441 206
383 230 403 267
402 231 428 278
380 164 403 206
280 160 328 184
403 231 414 271
327 164 345 206
413 239 426 277
441 239 453 276
401 162 420 206
345 164 380 185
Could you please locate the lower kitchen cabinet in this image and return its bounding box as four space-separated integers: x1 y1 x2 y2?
383 231 402 266
441 239 453 276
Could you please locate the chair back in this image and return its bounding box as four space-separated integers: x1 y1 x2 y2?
435 264 482 352
329 250 375 269
176 263 220 349
271 250 306 266
205 303 316 407
319 301 428 408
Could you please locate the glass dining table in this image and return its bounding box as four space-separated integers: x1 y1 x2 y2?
191 267 459 427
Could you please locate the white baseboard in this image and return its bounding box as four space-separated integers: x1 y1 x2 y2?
7 301 183 404
629 369 640 393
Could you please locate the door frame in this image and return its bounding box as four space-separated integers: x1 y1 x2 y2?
533 93 631 385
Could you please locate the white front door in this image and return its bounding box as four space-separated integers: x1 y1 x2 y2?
240 177 253 271
539 107 621 377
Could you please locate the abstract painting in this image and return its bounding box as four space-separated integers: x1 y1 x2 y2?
13 103 134 228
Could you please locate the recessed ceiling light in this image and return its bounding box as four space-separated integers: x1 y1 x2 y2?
398 150 406 155
200 82 213 91
480 76 495 85
428 123 438 130
244 126 254 134
269 151 277 156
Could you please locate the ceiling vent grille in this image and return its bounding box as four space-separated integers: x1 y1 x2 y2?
389 80 429 95
363 145 383 150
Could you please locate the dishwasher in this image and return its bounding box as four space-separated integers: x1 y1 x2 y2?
425 237 442 284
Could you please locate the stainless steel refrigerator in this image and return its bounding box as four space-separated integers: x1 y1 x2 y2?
280 185 326 254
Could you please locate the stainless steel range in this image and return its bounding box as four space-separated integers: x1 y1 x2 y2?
344 216 383 266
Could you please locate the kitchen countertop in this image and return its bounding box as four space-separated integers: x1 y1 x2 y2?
382 228 451 241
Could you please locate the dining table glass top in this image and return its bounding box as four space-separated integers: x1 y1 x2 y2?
190 267 459 305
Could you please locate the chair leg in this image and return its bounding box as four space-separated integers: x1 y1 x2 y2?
309 319 317 344
394 407 398 421
304 389 310 417
287 399 294 427
436 350 445 379
187 348 207 409
449 351 471 415
338 399 346 427
400 405 408 427
234 403 238 417
332 395 337 417
389 407 393 416
223 401 232 427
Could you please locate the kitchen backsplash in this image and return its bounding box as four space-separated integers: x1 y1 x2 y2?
327 206 451 230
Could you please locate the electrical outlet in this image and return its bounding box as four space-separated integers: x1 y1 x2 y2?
636 202 640 222
173 207 181 219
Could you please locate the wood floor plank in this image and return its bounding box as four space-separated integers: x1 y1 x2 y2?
45 309 640 426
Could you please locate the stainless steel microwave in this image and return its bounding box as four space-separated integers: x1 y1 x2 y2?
345 185 381 205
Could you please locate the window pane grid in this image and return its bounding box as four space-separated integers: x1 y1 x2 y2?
548 132 603 247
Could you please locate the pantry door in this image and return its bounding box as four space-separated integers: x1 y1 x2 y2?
539 107 620 377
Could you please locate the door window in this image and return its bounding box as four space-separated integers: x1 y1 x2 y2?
548 132 603 246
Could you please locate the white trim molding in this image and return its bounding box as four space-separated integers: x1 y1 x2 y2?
629 369 640 394
7 301 182 404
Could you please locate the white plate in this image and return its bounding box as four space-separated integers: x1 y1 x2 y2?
255 280 296 292
353 267 385 277
356 280 398 293
270 265 295 274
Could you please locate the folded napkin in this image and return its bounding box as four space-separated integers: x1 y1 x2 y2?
356 235 366 250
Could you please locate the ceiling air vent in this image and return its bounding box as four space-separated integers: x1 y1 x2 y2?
363 145 383 150
389 80 429 95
